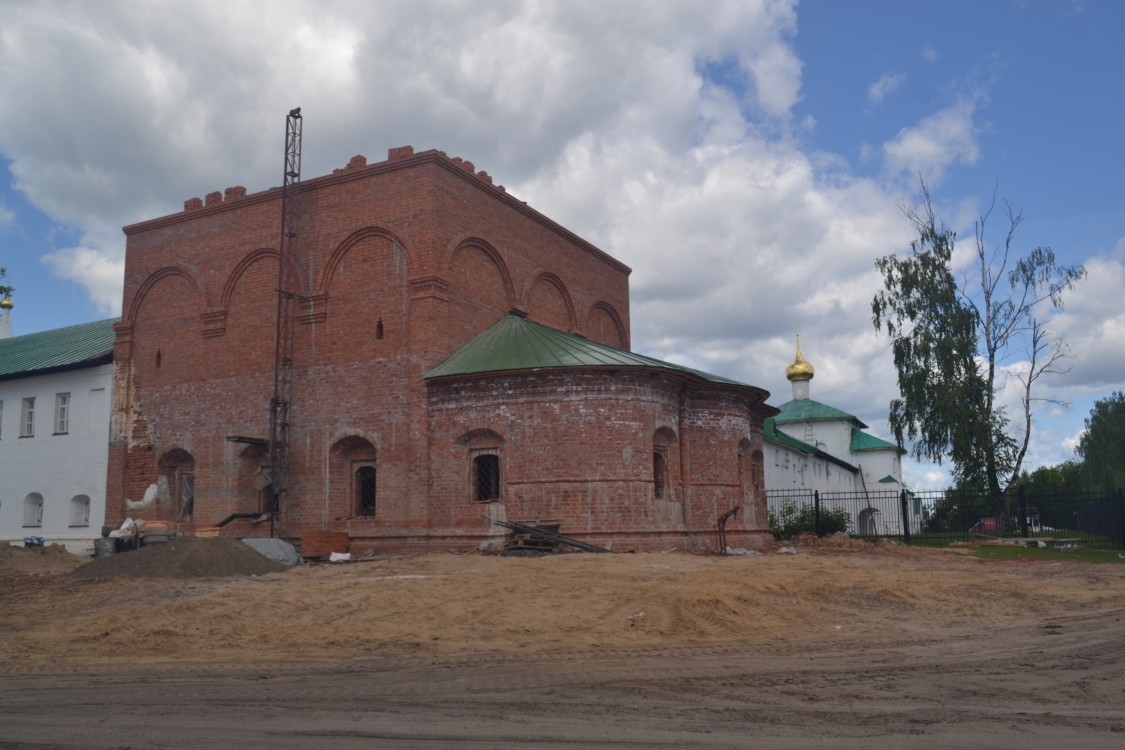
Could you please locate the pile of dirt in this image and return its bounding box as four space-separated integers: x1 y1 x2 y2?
0 543 89 575
69 537 288 580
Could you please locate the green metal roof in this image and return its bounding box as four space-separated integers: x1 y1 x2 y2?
850 427 903 453
761 417 817 455
762 416 858 472
425 313 763 395
772 397 868 428
0 318 118 380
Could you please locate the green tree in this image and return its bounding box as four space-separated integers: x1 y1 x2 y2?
872 182 1085 505
1018 460 1086 496
0 266 12 298
1076 392 1125 492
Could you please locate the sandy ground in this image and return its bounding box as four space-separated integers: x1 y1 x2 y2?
1 536 1123 748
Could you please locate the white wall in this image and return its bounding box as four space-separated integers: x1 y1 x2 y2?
0 364 112 554
764 442 857 494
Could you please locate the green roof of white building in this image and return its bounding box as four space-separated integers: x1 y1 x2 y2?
0 318 118 381
771 397 868 428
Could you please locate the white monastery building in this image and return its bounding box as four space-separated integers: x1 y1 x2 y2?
764 339 912 535
0 294 116 553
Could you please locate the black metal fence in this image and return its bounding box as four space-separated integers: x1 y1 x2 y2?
766 487 1125 548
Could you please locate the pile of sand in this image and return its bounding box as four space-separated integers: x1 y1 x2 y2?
0 543 88 576
69 537 288 580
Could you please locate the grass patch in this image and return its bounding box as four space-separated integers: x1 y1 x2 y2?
964 545 1125 565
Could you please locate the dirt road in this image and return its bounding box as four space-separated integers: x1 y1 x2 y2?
1 538 1122 748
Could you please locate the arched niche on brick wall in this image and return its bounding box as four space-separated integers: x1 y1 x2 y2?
158 448 196 522
328 436 378 520
445 238 516 349
652 426 680 502
523 271 576 333
210 249 291 383
128 266 209 385
319 228 412 359
738 439 765 526
459 429 505 503
584 302 628 349
234 444 271 515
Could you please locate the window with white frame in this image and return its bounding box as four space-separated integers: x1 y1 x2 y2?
20 397 34 437
54 392 70 435
23 493 44 527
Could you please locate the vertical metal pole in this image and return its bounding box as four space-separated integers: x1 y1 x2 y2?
1116 488 1125 548
1018 484 1029 538
268 108 302 538
814 490 822 537
900 490 912 544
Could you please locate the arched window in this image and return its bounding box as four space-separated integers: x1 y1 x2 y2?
356 466 377 516
328 436 377 520
158 449 196 521
652 427 678 501
653 450 669 499
69 494 91 527
23 493 44 527
462 429 504 503
473 454 501 502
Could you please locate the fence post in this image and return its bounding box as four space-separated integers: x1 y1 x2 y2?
900 490 911 545
1118 488 1125 548
1018 484 1029 538
814 490 822 537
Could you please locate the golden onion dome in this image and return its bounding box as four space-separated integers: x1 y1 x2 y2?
0 291 12 310
785 336 814 382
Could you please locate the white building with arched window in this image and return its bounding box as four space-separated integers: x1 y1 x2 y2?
0 301 116 553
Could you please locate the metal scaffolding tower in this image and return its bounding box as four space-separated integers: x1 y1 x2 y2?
267 107 303 537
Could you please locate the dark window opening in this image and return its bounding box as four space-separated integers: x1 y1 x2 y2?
474 454 500 502
177 472 195 521
653 450 668 499
356 466 377 516
156 348 162 368
375 319 384 340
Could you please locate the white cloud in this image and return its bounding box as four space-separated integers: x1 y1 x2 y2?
0 201 13 227
1047 251 1125 391
920 44 939 62
882 98 981 183
2 0 1108 484
867 72 906 105
42 235 125 316
0 0 917 445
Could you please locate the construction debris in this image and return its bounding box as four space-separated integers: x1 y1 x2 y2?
492 519 613 554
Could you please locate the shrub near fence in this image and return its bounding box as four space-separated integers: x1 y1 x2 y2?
765 487 1125 548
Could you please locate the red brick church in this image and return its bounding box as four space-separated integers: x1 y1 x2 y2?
107 145 777 552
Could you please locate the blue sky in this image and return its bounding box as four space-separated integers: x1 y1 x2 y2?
1 0 1122 489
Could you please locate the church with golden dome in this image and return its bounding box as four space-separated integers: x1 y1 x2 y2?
764 338 909 533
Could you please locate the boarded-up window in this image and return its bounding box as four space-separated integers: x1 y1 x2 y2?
23 493 43 527
653 450 669 499
70 495 91 527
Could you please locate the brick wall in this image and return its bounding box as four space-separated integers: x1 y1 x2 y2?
107 146 772 553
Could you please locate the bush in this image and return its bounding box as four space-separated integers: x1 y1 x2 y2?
769 500 851 540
